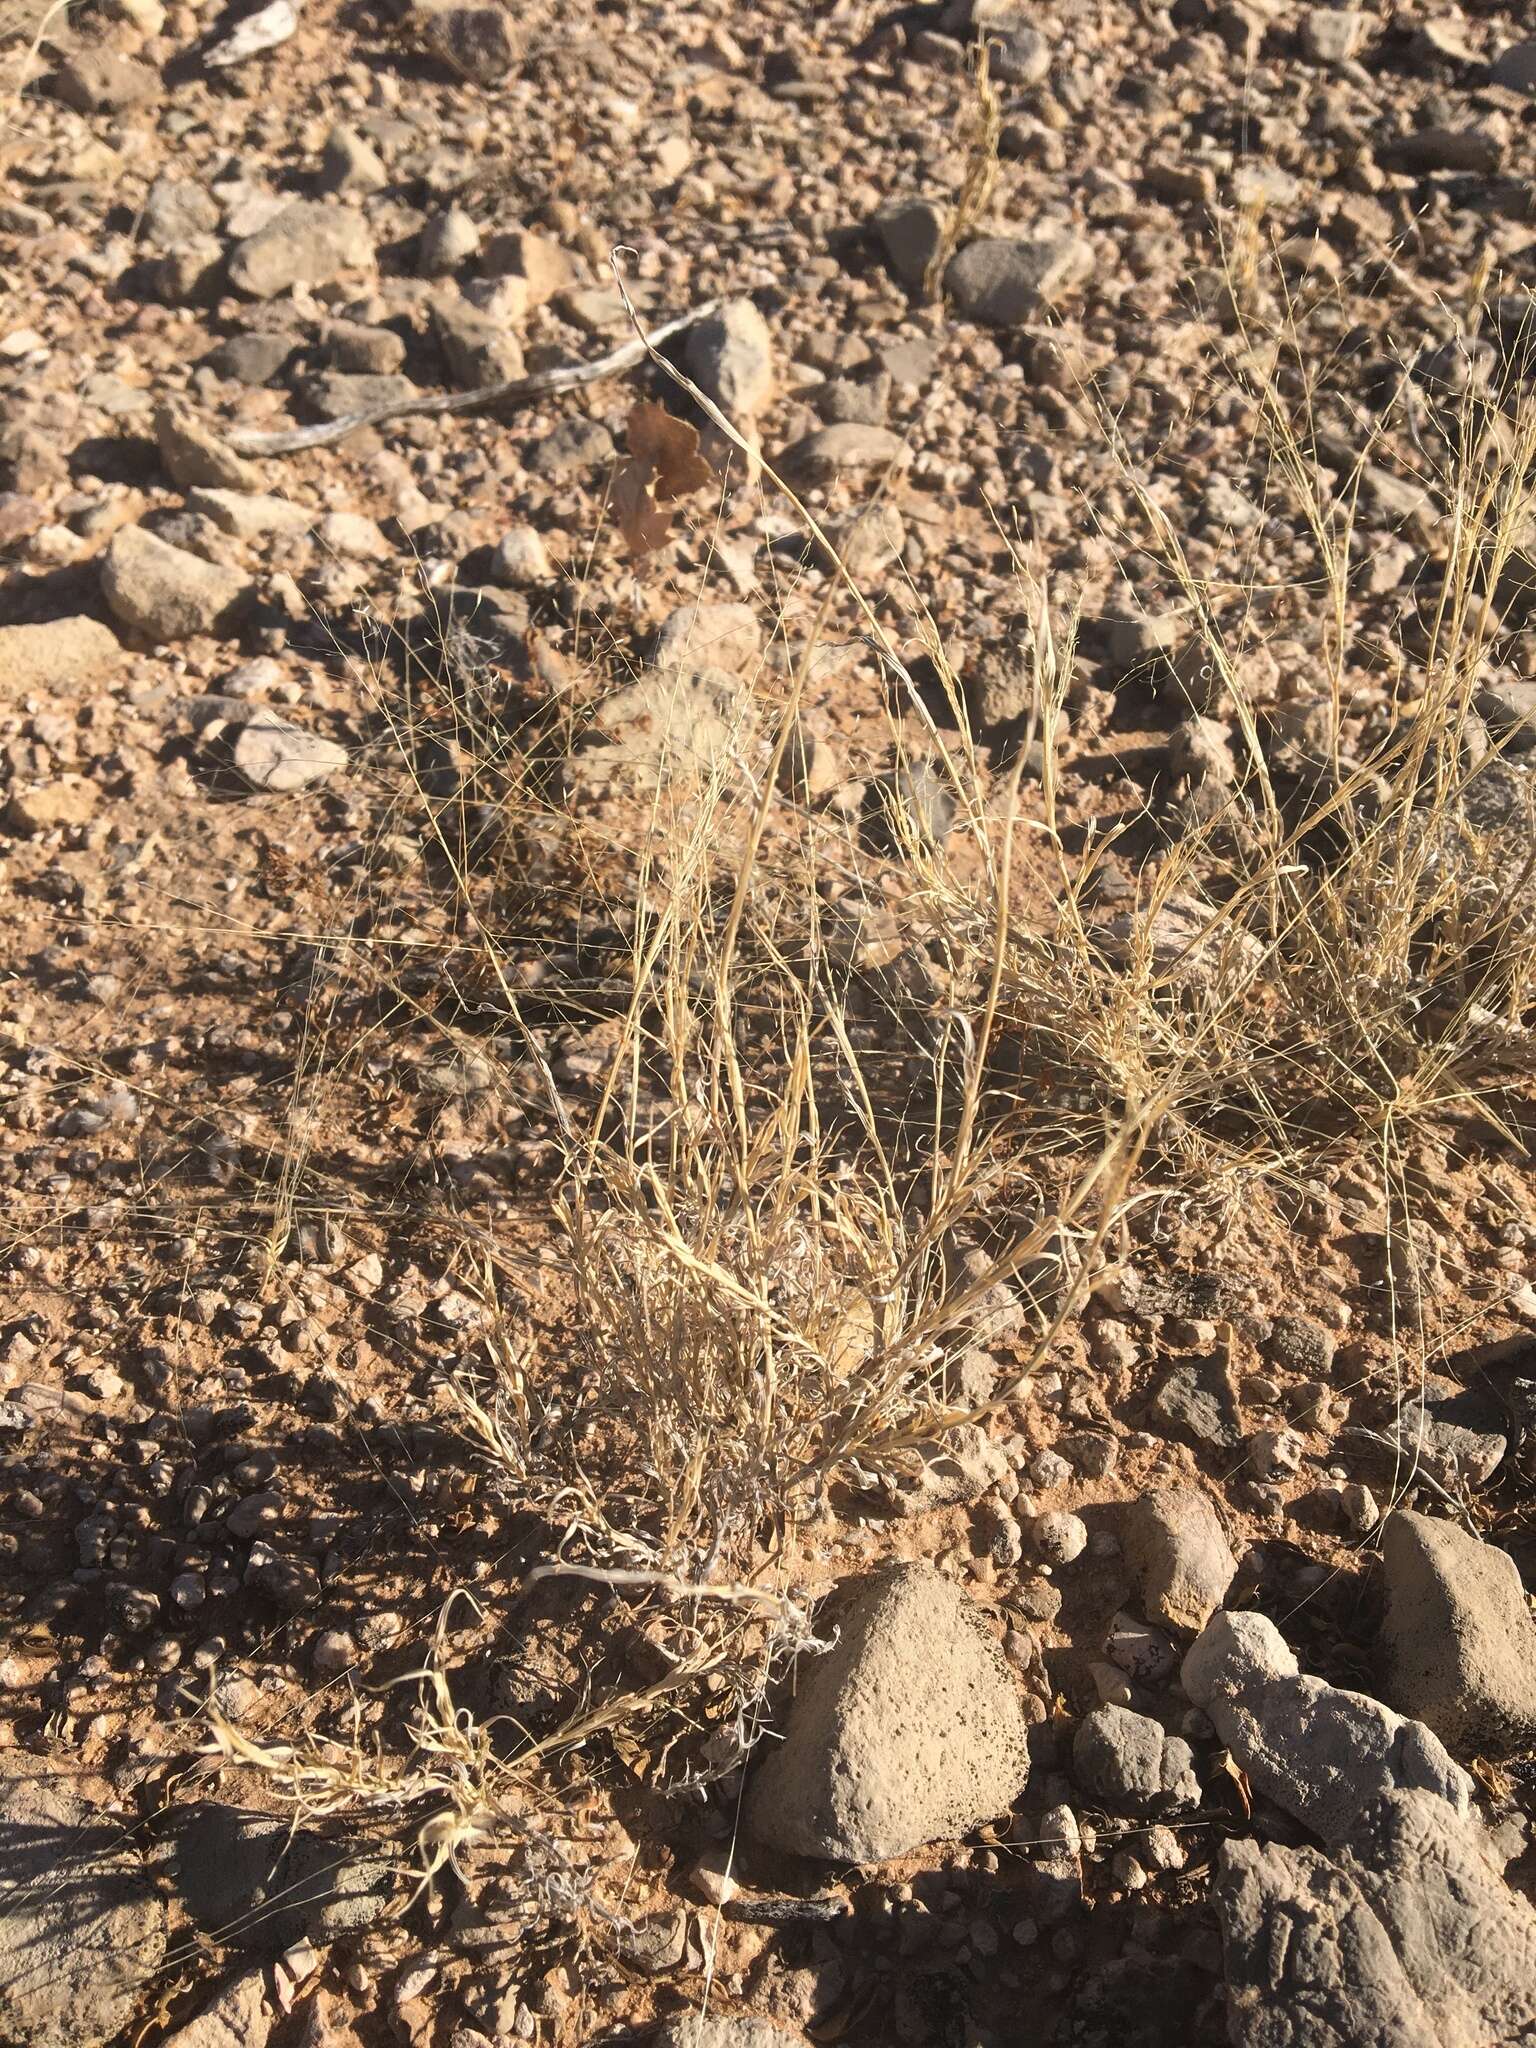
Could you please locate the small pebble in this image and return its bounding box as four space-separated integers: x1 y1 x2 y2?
1143 1824 1186 1872
1249 1427 1303 1480
1029 1448 1073 1492
1030 1511 1088 1565
311 1627 357 1675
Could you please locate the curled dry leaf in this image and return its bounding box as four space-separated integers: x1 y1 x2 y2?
1213 1746 1253 1820
613 400 713 557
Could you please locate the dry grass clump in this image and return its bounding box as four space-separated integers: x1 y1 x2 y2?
215 266 1536 1893
970 282 1536 1218
438 638 1138 1729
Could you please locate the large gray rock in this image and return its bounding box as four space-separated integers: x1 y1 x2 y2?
834 501 906 581
319 319 402 372
1379 1510 1536 1757
54 49 159 111
159 1967 270 2048
1475 675 1536 751
0 616 121 697
1217 1833 1438 2048
0 1758 168 2048
147 230 217 299
228 202 374 299
301 371 417 421
172 1803 390 1949
418 203 481 276
987 22 1051 83
684 297 775 421
1217 1791 1536 2048
101 527 252 642
155 402 264 494
317 123 387 196
1182 1612 1473 1845
945 231 1093 325
1491 37 1536 92
430 290 525 388
1343 1790 1536 2045
1300 7 1372 64
874 199 944 292
775 423 908 485
653 601 763 677
1072 1703 1199 1815
189 488 311 540
1125 1485 1237 1633
1385 1379 1507 1490
479 227 577 307
747 1563 1031 1862
142 176 220 249
423 3 525 83
232 712 348 793
1150 1358 1243 1449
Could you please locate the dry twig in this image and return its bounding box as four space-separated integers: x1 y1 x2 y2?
225 298 721 456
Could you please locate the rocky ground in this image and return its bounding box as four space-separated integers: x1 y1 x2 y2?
3 0 1536 2045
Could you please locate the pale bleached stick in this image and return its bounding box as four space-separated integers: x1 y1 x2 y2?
224 297 721 457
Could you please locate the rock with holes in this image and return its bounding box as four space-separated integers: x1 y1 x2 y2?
747 1562 1030 1862
945 232 1093 326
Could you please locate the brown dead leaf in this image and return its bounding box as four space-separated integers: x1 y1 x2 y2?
612 460 673 557
628 400 712 501
613 401 712 556
1213 1747 1253 1819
